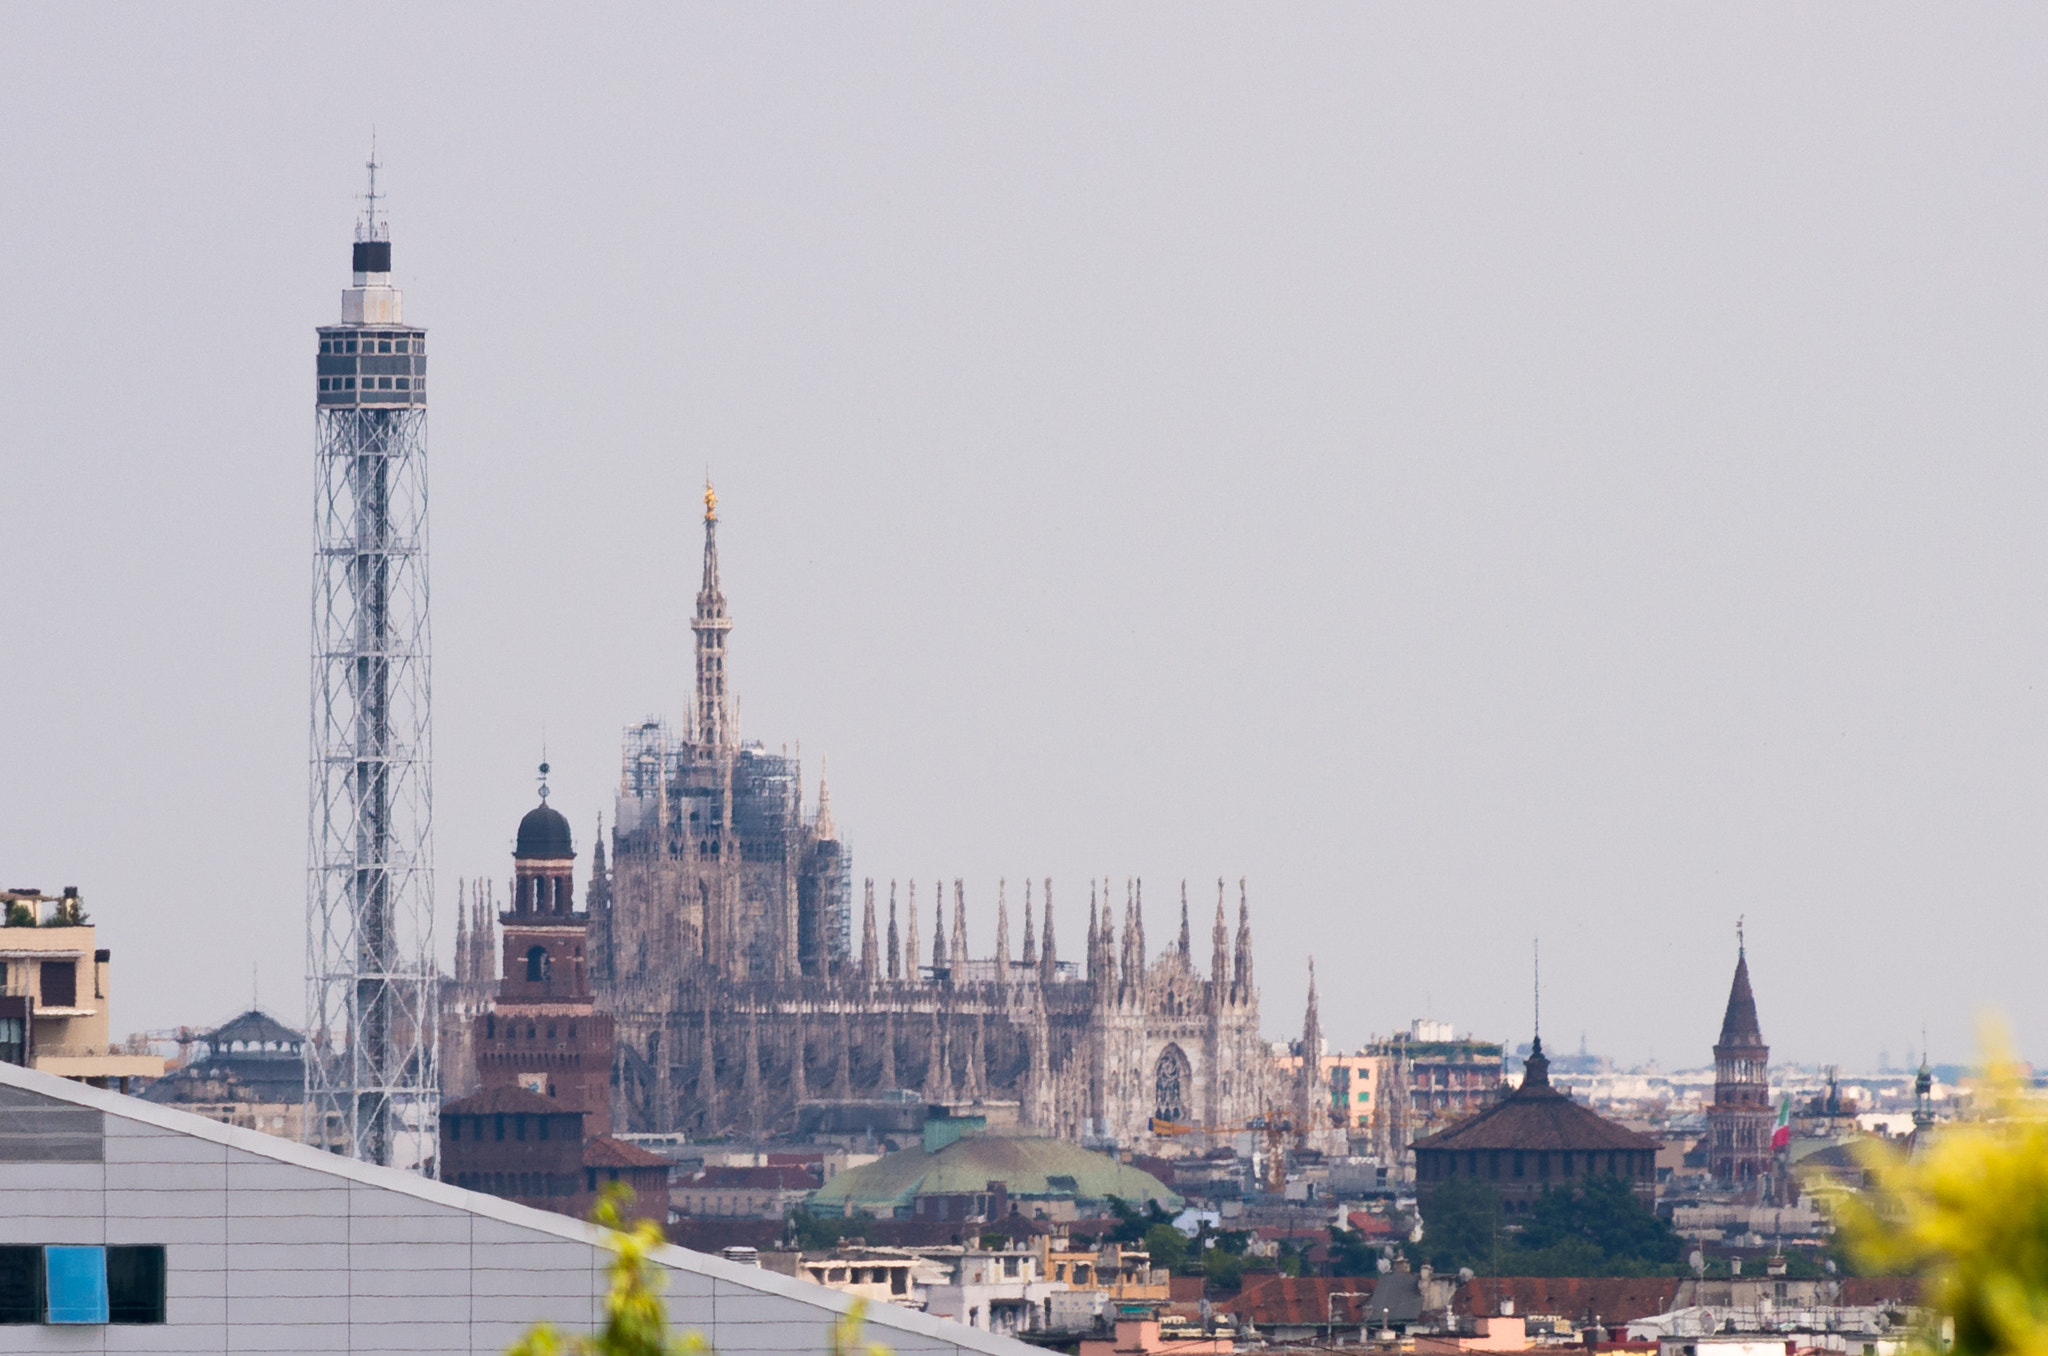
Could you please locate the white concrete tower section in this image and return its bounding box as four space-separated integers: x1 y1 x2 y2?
304 147 438 1172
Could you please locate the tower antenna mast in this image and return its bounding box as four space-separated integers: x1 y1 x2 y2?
359 131 385 242
305 149 437 1171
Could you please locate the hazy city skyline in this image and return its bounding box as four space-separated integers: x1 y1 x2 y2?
3 7 2043 1068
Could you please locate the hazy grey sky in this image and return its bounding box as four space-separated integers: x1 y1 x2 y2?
3 6 2043 1070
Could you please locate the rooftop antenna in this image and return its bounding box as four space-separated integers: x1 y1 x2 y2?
357 131 386 242
1533 938 1541 1043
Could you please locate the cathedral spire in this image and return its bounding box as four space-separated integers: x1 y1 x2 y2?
586 814 609 916
905 881 921 984
453 877 470 983
1178 881 1191 959
1232 879 1254 1004
931 890 947 976
859 879 879 986
1021 879 1037 969
886 881 902 982
1211 878 1229 987
1134 879 1147 977
995 880 1010 983
1298 958 1323 1124
691 479 734 747
951 879 968 974
1040 878 1058 984
814 757 836 841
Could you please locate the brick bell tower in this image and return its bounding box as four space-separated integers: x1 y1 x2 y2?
1709 924 1773 1192
474 763 615 1135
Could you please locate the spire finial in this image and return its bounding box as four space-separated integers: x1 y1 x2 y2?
1737 914 1745 957
1533 937 1540 1042
704 474 717 523
537 759 551 802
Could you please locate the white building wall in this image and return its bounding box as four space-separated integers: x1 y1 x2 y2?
0 1065 1037 1356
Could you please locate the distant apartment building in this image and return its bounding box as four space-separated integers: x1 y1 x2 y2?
0 886 163 1088
1367 1020 1505 1170
923 1246 1067 1336
1273 1020 1504 1169
1271 1047 1391 1140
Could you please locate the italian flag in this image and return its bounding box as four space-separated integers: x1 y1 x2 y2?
1770 1093 1792 1150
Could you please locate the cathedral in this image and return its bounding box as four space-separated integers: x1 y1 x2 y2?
581 487 1272 1145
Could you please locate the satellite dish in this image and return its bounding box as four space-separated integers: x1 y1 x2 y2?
1690 1250 1705 1275
1377 1256 1393 1274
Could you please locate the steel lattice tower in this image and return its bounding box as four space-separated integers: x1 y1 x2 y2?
304 152 438 1170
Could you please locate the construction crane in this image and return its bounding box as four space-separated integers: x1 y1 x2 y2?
1149 1110 1299 1195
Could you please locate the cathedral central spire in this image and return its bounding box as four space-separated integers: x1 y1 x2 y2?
692 480 733 747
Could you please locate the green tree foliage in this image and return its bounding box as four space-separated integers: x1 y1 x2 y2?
1203 1249 1247 1289
1144 1222 1192 1274
510 1188 893 1356
1514 1175 1682 1276
1418 1176 1680 1277
1417 1178 1503 1274
1328 1226 1379 1277
789 1208 857 1251
4 902 35 928
1104 1195 1173 1245
1838 1027 2048 1356
48 896 86 926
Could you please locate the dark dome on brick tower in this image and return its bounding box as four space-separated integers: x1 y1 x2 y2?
516 805 573 860
515 762 575 860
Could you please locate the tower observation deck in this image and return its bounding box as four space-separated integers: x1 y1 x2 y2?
304 151 438 1172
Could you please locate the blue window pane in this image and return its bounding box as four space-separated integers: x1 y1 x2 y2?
44 1246 107 1324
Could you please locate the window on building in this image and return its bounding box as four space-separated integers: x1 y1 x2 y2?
39 962 76 1009
107 1247 165 1325
526 947 550 983
0 1016 23 1068
1512 1151 1524 1178
0 1247 40 1324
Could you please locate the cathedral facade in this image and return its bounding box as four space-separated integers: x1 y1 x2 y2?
588 489 1270 1145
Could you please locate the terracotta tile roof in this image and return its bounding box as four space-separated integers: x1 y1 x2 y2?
1222 1277 1387 1326
1411 1061 1654 1154
582 1135 670 1169
1837 1277 1923 1306
442 1085 581 1117
1345 1212 1399 1237
1455 1278 1681 1325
